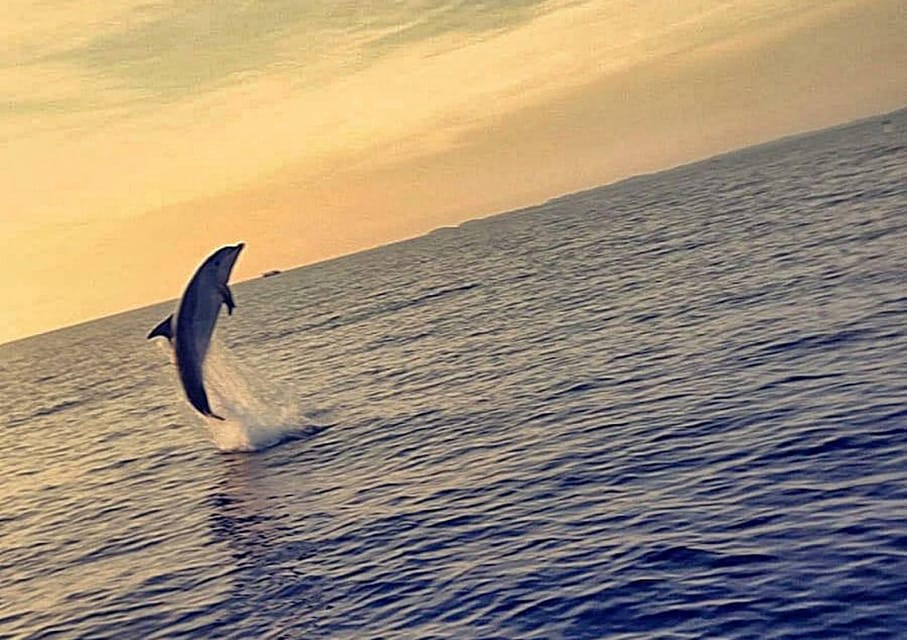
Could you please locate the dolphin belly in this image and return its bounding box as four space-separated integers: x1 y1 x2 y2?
175 341 223 420
173 297 223 420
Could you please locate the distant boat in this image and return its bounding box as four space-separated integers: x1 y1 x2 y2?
261 269 282 278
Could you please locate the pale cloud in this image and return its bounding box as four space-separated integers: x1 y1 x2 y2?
2 0 845 226
1 0 162 58
10 1 552 103
1 0 568 229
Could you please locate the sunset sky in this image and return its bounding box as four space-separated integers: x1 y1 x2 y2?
2 0 905 344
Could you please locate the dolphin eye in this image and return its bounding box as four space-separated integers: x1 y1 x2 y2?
214 259 220 266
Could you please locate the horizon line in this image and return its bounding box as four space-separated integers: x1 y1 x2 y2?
2 104 903 349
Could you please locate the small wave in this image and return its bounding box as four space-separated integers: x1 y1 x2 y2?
10 399 87 426
34 399 84 417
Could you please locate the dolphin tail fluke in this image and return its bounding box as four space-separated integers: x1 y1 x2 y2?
147 314 174 341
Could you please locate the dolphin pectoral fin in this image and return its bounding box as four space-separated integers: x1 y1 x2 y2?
219 284 236 315
147 314 174 341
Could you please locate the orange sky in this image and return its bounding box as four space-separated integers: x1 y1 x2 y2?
2 0 905 345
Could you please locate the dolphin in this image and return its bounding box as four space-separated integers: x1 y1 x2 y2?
147 243 244 420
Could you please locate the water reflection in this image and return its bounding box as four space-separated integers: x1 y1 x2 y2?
207 435 330 637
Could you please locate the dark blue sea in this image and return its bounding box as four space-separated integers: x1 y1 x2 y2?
2 110 906 639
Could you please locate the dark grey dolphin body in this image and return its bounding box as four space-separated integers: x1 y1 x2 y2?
148 243 244 420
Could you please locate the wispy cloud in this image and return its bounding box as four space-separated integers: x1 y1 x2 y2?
8 1 553 111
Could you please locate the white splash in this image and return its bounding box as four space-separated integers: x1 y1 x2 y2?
199 340 334 452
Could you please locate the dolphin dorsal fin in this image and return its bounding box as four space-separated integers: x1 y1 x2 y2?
147 314 174 341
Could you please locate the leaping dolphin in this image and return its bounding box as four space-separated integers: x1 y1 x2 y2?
147 243 244 420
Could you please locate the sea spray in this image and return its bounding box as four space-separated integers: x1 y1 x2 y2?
201 339 334 452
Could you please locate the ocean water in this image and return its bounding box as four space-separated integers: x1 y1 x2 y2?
2 110 906 639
